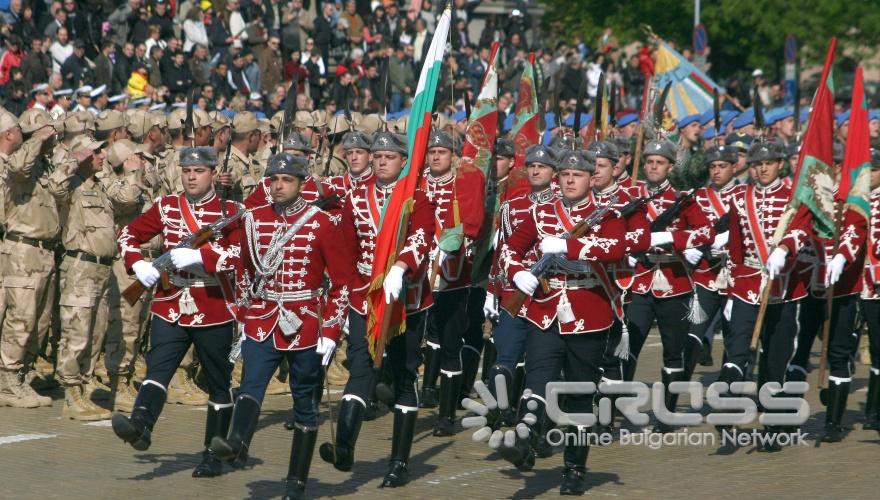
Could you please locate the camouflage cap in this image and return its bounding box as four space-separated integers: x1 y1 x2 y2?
704 145 737 165
106 139 143 168
257 118 271 134
525 144 557 168
746 141 785 163
0 109 20 134
342 131 372 151
95 109 128 132
557 150 595 172
63 110 95 134
428 130 454 151
328 115 350 135
496 138 515 157
127 111 163 138
270 111 284 134
167 108 188 130
69 135 105 155
357 114 384 134
311 110 328 129
293 110 315 128
231 112 259 134
371 131 408 155
588 140 620 162
209 111 231 131
18 108 57 134
391 116 408 134
150 111 167 129
179 146 219 167
643 139 677 162
282 132 314 153
265 152 310 178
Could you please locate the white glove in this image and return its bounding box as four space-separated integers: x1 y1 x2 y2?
132 260 160 287
683 248 703 266
712 231 729 250
383 265 406 304
170 248 203 270
650 231 674 247
437 249 448 266
315 337 337 366
723 299 733 321
483 292 499 320
627 255 638 268
825 253 847 286
539 236 568 255
765 247 788 280
512 271 539 295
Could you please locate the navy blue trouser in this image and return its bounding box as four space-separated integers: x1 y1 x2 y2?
145 317 232 404
239 337 321 426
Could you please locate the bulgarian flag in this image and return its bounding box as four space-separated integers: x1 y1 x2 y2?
838 65 871 222
510 53 539 169
464 42 500 283
365 7 451 359
790 38 838 239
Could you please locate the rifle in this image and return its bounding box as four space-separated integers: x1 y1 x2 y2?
631 78 654 182
592 72 605 141
713 87 721 146
122 209 245 306
753 85 765 139
184 89 195 147
278 74 299 149
631 189 696 266
609 82 618 129
501 195 618 315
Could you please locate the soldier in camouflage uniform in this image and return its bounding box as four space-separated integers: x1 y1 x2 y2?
226 111 262 201
160 108 214 198
0 109 60 408
668 114 708 190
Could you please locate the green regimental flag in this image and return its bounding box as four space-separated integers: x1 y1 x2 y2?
839 65 871 223
791 38 837 239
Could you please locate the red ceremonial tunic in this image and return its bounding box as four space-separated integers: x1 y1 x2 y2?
118 192 241 327
727 179 811 304
862 188 880 300
327 168 376 196
500 193 627 333
244 175 344 210
342 180 436 314
691 181 739 294
238 199 352 349
593 182 651 301
630 180 714 298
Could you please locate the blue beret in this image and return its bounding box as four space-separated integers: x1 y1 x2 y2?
869 110 880 121
699 108 715 126
677 114 701 128
562 113 575 128
720 110 738 128
451 110 467 122
732 109 754 129
617 113 638 127
703 127 718 140
836 110 850 127
544 112 557 129
502 113 515 132
800 108 811 124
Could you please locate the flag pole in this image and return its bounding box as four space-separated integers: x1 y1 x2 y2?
816 204 845 398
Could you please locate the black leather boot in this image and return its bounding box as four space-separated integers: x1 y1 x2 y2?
381 407 417 488
864 369 880 432
419 345 441 408
459 346 481 407
112 381 166 451
192 402 233 477
480 340 497 385
652 369 682 433
821 379 850 443
485 365 515 430
714 363 743 435
282 424 318 500
559 434 589 496
211 394 261 468
318 396 364 471
682 333 704 381
593 390 618 444
433 373 462 436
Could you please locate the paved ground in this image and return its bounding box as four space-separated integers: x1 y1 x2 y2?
1 334 878 500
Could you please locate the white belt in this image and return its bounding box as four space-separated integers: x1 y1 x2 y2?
646 254 679 264
261 289 323 302
744 256 763 270
548 277 601 289
709 249 728 259
170 274 219 288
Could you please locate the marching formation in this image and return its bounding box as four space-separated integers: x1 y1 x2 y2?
1 29 880 500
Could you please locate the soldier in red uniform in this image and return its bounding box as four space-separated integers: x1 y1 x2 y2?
612 136 635 188
626 139 714 433
725 141 812 449
497 149 627 494
112 147 243 477
587 139 651 438
210 153 352 500
680 145 740 381
859 149 880 433
244 132 341 209
417 130 485 436
483 143 557 428
319 132 436 488
327 130 376 194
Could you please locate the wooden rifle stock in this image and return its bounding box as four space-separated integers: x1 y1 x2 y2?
120 228 216 307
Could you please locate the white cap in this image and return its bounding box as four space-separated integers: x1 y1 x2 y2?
511 9 522 16
76 85 94 96
90 84 107 98
752 69 764 77
31 83 50 94
108 94 127 103
149 103 166 112
249 92 262 101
